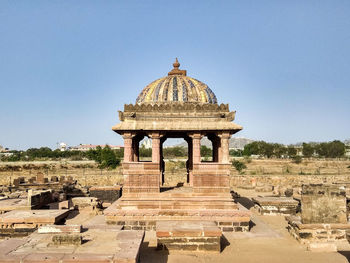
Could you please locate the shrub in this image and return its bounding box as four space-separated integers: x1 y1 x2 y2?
232 160 247 173
292 156 302 164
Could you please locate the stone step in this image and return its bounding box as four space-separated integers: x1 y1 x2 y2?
116 201 237 210
156 220 222 252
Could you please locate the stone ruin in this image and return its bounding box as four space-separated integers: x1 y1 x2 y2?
287 184 350 251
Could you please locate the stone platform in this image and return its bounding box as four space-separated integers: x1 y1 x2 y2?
104 187 251 232
156 221 222 252
0 228 144 262
0 198 30 214
252 196 299 216
287 215 350 251
0 210 69 238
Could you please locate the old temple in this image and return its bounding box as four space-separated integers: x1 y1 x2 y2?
105 59 251 233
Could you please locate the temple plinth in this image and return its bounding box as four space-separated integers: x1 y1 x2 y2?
105 59 251 232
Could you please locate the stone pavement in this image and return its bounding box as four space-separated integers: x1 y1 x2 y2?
140 213 350 263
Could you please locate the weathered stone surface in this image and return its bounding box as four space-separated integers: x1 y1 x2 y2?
301 184 347 224
52 234 82 245
156 221 221 252
0 229 144 263
38 224 82 234
253 196 299 216
0 210 69 237
307 242 337 252
89 186 121 203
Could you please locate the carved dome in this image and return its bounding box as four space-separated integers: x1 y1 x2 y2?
136 59 218 104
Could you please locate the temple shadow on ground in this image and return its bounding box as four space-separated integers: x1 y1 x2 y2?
339 251 350 262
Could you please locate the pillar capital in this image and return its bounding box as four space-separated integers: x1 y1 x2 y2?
188 132 203 140
122 132 136 140
217 131 231 140
148 132 164 139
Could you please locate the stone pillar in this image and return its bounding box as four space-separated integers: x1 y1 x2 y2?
149 132 162 185
122 133 135 162
150 132 162 163
218 132 231 164
190 133 202 164
189 133 202 187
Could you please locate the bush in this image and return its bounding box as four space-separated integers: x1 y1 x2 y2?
292 156 302 164
232 160 247 173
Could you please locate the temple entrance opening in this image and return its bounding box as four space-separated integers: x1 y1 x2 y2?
162 138 188 188
138 136 152 162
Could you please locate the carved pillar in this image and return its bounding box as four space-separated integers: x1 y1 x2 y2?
190 133 202 164
122 133 135 162
150 132 162 163
188 133 202 187
149 132 163 185
218 132 231 164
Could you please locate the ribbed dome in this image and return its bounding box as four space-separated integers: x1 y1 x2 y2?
136 59 218 104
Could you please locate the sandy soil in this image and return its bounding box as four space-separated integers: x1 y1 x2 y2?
139 189 350 263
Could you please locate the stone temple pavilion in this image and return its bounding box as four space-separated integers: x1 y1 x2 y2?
105 59 251 233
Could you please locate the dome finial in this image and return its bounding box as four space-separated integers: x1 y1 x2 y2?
173 58 180 69
168 58 186 76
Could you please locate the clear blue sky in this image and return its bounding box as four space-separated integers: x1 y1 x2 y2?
1 1 349 150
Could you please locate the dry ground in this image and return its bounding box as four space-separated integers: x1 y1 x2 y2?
140 189 350 263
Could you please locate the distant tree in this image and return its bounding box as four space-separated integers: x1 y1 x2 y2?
163 146 187 158
229 149 243 157
287 146 297 157
262 142 274 158
139 146 152 158
326 140 345 158
302 143 314 158
273 143 286 158
100 145 119 169
200 145 212 157
243 141 261 156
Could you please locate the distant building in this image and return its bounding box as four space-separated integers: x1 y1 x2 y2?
69 144 124 152
58 142 67 152
0 145 9 153
141 139 152 149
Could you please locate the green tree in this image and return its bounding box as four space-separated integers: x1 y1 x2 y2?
326 140 345 158
302 143 314 158
273 143 286 158
200 145 212 157
287 146 297 157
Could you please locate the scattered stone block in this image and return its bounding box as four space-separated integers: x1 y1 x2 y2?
301 184 347 224
0 210 70 237
307 242 337 252
48 200 71 210
156 221 222 252
36 173 45 184
287 184 350 251
253 196 299 215
71 197 101 214
38 224 81 234
0 229 144 262
52 234 82 245
13 178 20 187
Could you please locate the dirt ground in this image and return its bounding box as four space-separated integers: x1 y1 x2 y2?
139 189 350 263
